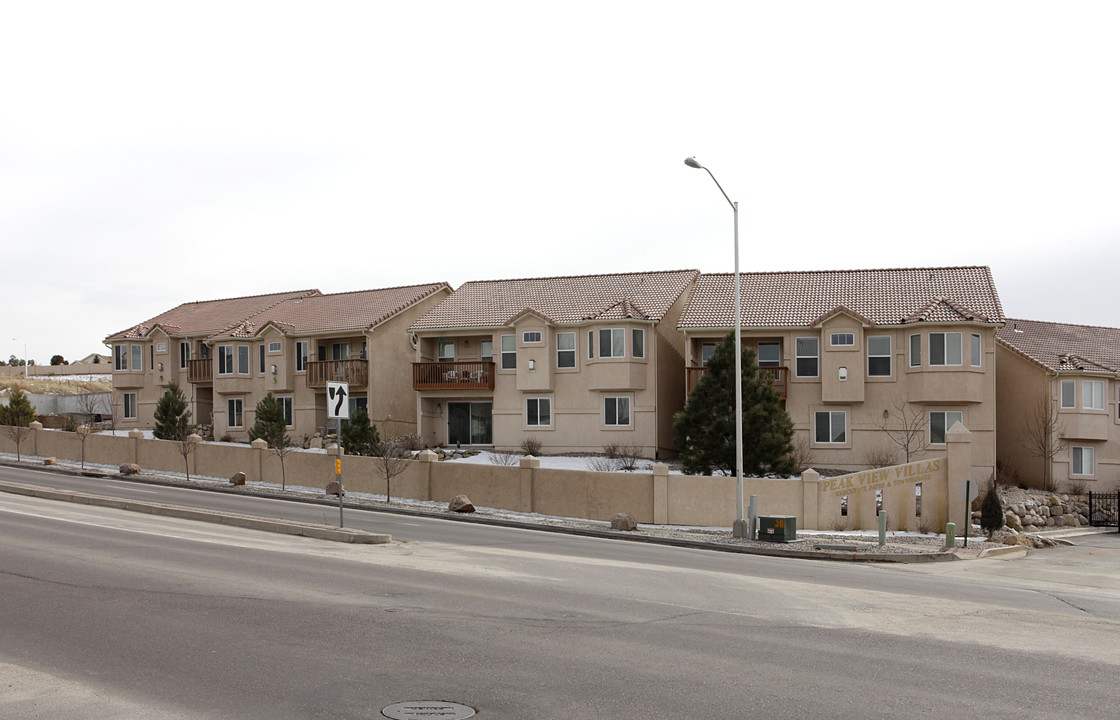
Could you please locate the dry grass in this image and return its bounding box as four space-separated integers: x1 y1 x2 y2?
0 376 112 395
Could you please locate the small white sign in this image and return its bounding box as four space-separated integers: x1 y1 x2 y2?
327 381 349 419
958 479 979 503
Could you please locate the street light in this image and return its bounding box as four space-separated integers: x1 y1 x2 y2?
11 337 27 379
684 157 748 538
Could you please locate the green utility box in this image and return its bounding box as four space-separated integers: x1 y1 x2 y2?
758 515 797 542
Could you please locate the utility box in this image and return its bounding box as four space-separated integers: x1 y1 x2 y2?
758 515 797 542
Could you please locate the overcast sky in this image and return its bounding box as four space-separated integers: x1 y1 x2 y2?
3 1 1118 365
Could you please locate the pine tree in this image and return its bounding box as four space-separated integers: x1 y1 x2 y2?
1 386 38 461
153 382 191 440
341 407 381 457
673 333 796 477
249 393 293 489
980 481 1004 538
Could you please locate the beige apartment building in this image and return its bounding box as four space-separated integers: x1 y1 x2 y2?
678 267 1005 480
106 283 450 441
407 270 700 458
996 318 1120 492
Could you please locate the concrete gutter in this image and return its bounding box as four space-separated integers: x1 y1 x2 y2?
0 479 391 544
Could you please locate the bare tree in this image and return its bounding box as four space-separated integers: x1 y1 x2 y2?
75 424 92 472
174 429 200 482
372 436 412 503
873 399 929 463
1022 395 1066 491
790 433 817 474
75 392 107 428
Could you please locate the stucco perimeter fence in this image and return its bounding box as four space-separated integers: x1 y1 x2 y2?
2 423 978 532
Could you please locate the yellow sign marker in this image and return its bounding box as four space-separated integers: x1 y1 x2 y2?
335 459 342 475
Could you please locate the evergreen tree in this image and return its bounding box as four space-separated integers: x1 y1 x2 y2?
980 481 1004 538
1 386 38 461
249 393 293 489
341 407 381 456
673 333 796 477
153 382 191 440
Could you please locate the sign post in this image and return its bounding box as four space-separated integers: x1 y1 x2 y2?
327 382 350 528
958 479 979 548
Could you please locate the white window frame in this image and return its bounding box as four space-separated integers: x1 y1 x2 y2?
757 342 780 367
500 334 516 370
795 337 819 378
438 339 455 362
929 410 963 445
237 345 250 375
632 328 645 359
1083 380 1105 410
268 341 282 353
588 330 594 359
909 334 921 367
1072 446 1095 476
179 341 191 369
1061 379 1075 409
480 339 493 362
814 410 846 444
929 332 963 366
115 345 128 371
526 397 551 427
970 333 982 367
295 341 308 372
218 345 234 375
227 398 244 428
155 341 167 353
522 331 542 344
701 342 718 366
598 328 625 358
556 332 576 369
123 392 137 420
830 332 855 347
277 396 293 427
867 335 891 377
131 344 142 373
604 396 631 426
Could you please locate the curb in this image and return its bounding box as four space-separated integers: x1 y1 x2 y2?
0 479 391 544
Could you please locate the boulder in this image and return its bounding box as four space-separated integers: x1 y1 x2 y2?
610 512 638 531
118 463 141 475
229 472 246 486
325 481 345 496
1004 511 1022 530
43 457 58 466
448 495 476 513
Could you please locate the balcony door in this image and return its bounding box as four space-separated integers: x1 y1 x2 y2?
447 401 492 445
757 342 780 367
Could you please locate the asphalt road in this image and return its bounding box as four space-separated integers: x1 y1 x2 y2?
2 464 1119 718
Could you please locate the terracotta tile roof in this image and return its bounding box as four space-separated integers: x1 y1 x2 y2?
678 266 1004 329
105 289 320 341
409 270 700 330
209 283 451 339
997 318 1120 374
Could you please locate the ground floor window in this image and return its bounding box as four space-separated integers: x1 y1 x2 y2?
278 396 293 426
123 392 137 420
1072 446 1095 476
929 411 963 445
526 397 551 427
228 398 243 428
814 410 846 444
604 396 630 426
448 401 492 445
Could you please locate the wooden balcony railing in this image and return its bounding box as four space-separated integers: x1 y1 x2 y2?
306 359 369 388
187 358 213 384
413 361 495 391
686 365 788 400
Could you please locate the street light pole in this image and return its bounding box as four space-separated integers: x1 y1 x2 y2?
12 337 27 379
684 157 748 538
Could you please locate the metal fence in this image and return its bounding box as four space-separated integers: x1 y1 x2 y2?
1087 491 1119 531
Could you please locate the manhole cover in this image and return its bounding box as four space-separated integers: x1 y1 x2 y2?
382 700 476 719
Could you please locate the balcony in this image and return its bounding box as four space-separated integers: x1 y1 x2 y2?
686 365 788 400
187 358 212 384
413 361 495 391
306 359 369 388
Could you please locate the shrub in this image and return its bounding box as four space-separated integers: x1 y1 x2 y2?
980 482 1004 538
1064 478 1087 496
520 436 543 456
862 443 898 469
489 450 521 466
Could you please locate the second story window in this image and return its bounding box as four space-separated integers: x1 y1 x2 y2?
438 340 455 362
599 328 624 358
1061 379 1075 408
795 337 819 377
830 332 854 346
970 333 982 367
909 334 921 367
501 334 516 369
131 344 142 372
1083 380 1105 410
522 331 542 343
114 345 128 370
632 329 645 359
480 339 493 362
179 341 191 369
218 346 233 375
701 342 718 366
757 342 780 367
867 336 891 377
556 332 576 369
295 341 308 372
237 345 250 374
929 332 963 366
259 344 266 373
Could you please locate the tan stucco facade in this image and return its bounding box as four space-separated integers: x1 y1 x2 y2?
996 343 1120 492
683 317 999 482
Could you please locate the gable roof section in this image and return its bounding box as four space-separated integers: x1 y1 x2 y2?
409 270 700 331
678 266 1004 329
997 318 1120 374
209 283 451 339
105 289 320 341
